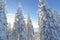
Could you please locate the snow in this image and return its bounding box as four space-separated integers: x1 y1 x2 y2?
38 0 60 40
26 13 34 40
0 0 7 40
0 0 60 40
14 3 27 40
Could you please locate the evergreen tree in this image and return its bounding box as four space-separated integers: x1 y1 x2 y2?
38 0 60 40
7 23 15 40
14 3 27 40
0 0 7 40
26 13 34 40
7 23 12 40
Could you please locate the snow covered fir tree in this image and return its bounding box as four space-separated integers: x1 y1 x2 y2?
0 0 7 40
7 23 15 40
38 0 60 40
0 0 60 40
14 3 27 40
26 13 34 40
7 23 13 40
34 31 40 40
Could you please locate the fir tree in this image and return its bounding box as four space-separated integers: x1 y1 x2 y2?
14 3 27 40
26 13 34 40
0 0 7 40
38 0 60 40
7 23 14 40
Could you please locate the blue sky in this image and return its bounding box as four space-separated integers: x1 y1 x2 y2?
6 0 60 13
6 0 60 29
